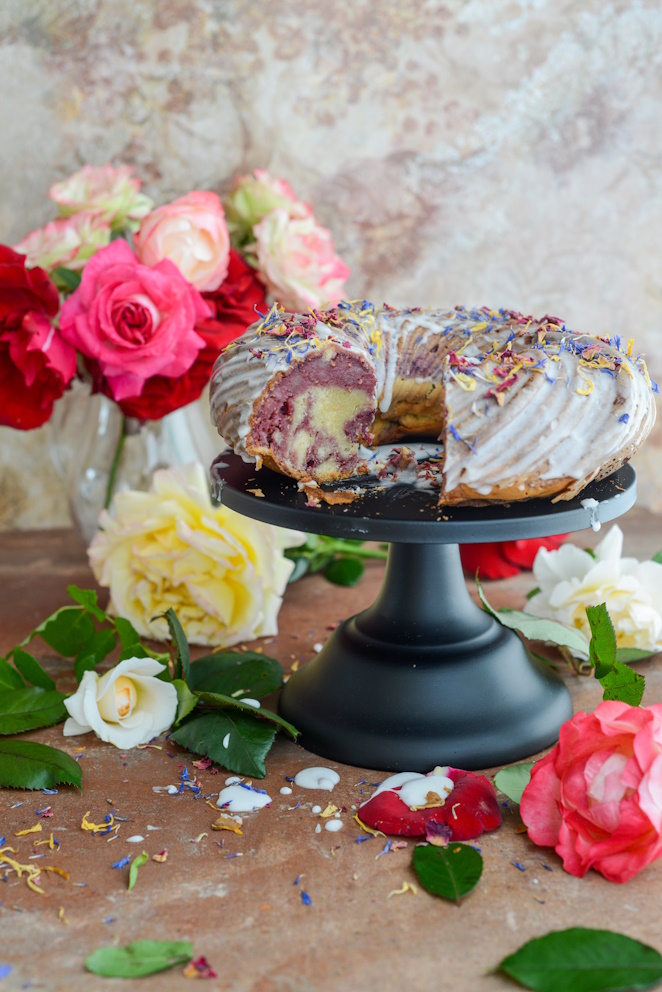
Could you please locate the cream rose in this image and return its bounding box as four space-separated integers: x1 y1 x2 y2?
63 657 177 749
224 168 311 247
13 211 111 274
49 164 153 233
248 209 350 310
525 524 662 655
88 462 304 647
134 191 230 292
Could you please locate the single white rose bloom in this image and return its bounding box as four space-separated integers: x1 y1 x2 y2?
525 524 662 656
88 462 304 647
63 657 177 749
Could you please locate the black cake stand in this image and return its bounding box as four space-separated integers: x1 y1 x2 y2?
210 454 636 771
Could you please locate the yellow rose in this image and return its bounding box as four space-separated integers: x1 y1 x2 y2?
88 463 303 646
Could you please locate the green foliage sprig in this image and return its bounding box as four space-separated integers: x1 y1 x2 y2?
285 534 387 586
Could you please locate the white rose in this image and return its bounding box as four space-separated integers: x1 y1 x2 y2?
88 462 304 647
525 524 662 655
63 657 178 749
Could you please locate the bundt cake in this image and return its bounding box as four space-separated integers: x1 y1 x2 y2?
209 302 657 505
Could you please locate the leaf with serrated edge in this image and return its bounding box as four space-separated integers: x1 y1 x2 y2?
478 580 590 656
599 661 645 707
12 648 54 690
0 739 82 790
173 679 198 725
586 603 617 679
494 762 535 805
85 941 193 979
188 652 284 698
34 607 96 658
0 656 26 690
66 585 107 622
171 711 276 778
0 688 67 735
195 690 298 739
114 616 141 650
498 927 662 992
412 843 483 903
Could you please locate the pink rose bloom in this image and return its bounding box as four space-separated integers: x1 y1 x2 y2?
59 240 210 401
520 700 662 883
49 164 153 233
13 212 111 274
225 169 312 246
249 209 350 310
134 191 230 292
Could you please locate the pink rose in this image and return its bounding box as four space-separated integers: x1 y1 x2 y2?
13 211 111 274
49 164 153 233
59 240 210 401
225 169 312 246
134 191 230 292
520 700 662 883
249 209 350 310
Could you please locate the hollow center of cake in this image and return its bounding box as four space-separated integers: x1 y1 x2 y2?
249 348 377 482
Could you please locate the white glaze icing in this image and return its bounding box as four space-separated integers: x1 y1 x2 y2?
294 767 340 791
324 820 344 832
216 784 271 811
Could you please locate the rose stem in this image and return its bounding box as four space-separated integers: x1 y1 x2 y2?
104 415 127 509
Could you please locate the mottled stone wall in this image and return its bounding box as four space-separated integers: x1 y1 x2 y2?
2 0 662 527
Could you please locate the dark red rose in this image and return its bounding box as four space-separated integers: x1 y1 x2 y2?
103 249 267 420
460 535 568 579
0 246 75 429
359 767 501 841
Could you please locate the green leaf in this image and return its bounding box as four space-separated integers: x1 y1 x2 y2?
119 644 152 662
66 585 107 623
74 628 116 683
599 661 645 706
616 647 658 663
325 556 364 586
114 616 142 651
52 266 82 293
585 603 617 679
173 679 198 725
477 580 589 656
0 739 82 790
288 557 310 583
12 648 55 690
412 843 483 903
195 690 299 739
159 608 190 684
652 550 662 565
128 850 149 891
498 927 662 992
36 607 96 658
0 688 67 735
0 656 27 690
85 940 193 978
188 652 284 699
494 761 535 805
526 586 541 600
171 710 277 778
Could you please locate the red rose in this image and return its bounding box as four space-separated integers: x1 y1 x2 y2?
460 535 568 580
0 246 76 429
111 249 266 421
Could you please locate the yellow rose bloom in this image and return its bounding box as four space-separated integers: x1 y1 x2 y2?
88 462 303 646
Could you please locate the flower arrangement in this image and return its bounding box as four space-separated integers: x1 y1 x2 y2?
2 162 348 435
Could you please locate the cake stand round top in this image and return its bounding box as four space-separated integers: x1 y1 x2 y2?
210 453 636 544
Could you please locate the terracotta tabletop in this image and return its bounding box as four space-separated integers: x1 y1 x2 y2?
1 513 661 992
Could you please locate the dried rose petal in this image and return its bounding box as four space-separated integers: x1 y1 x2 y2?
183 955 217 979
359 767 501 841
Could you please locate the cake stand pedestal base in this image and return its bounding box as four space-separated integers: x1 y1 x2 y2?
279 542 572 771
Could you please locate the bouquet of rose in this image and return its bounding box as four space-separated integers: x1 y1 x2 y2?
0 164 349 431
